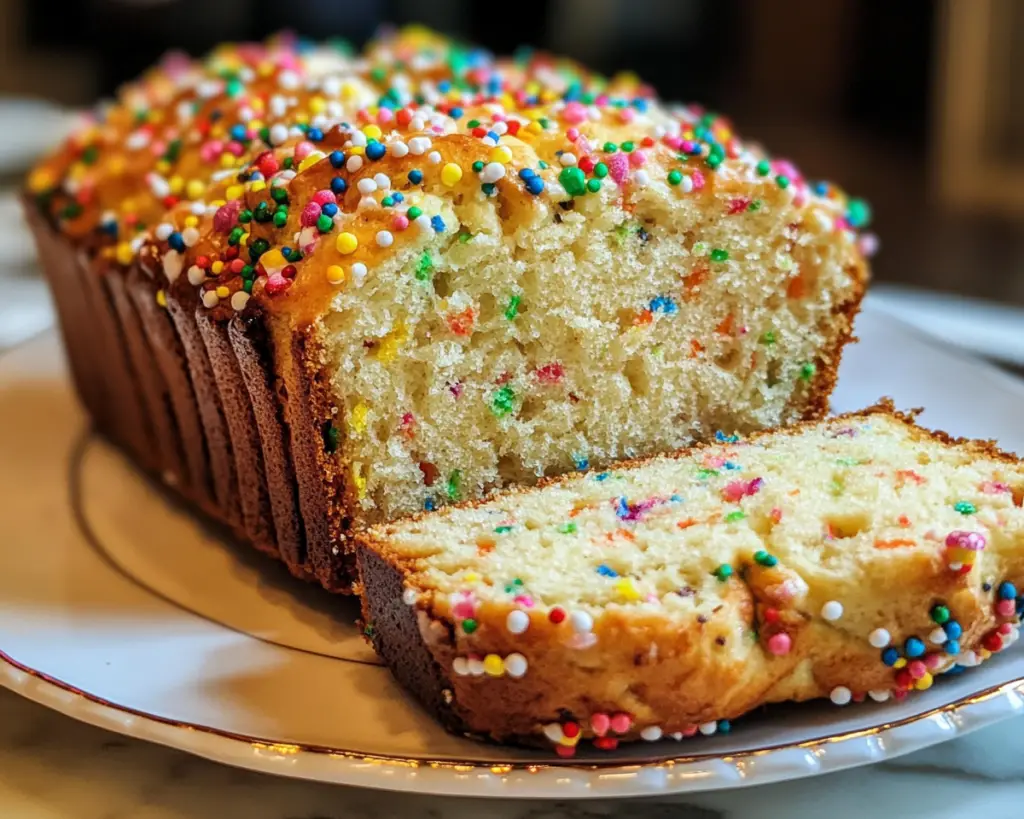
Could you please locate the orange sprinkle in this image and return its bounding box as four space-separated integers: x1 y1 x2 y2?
690 340 705 357
898 514 911 528
677 517 698 530
446 307 475 336
770 507 783 523
875 538 916 550
715 313 734 336
786 273 807 300
632 309 653 326
682 263 708 301
476 537 496 555
895 469 926 488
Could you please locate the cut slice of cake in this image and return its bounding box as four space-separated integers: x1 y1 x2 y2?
356 401 1024 754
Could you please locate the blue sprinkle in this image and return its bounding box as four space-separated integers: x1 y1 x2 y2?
430 215 446 233
715 431 740 443
99 220 118 238
649 295 678 314
595 472 610 482
365 141 386 160
408 169 424 184
438 80 452 93
307 127 324 142
449 106 463 119
321 202 338 218
723 461 741 471
881 647 900 666
574 457 589 471
670 494 683 502
329 151 346 168
632 98 649 112
614 497 629 519
518 168 536 180
229 124 247 141
167 232 185 253
486 130 500 142
944 664 966 675
945 640 960 655
330 176 347 195
596 564 618 578
281 246 294 260
943 621 962 639
424 497 436 511
717 720 731 734
392 192 404 202
813 181 829 196
998 581 1017 600
525 177 545 195
904 637 926 658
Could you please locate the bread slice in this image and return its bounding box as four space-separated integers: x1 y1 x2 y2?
356 402 1024 754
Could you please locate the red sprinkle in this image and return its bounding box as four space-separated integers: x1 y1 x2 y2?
549 607 567 624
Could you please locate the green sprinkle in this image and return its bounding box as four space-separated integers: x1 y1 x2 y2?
458 231 473 243
846 198 872 229
603 141 617 153
467 119 480 128
705 154 723 170
954 501 976 515
835 457 860 466
753 550 778 567
238 209 252 224
559 166 587 197
407 206 423 220
667 170 682 186
776 174 790 189
362 622 375 638
725 511 746 523
697 468 719 480
415 252 433 281
228 226 244 246
270 187 288 204
710 248 729 262
830 479 844 496
494 525 513 534
472 160 484 173
594 162 608 178
461 618 477 634
756 159 771 176
558 522 578 534
586 178 602 193
491 385 516 417
713 564 734 581
799 362 816 382
504 294 521 320
503 578 524 593
273 211 287 227
282 157 294 170
621 141 635 152
931 605 950 624
316 213 333 233
446 470 462 501
760 331 776 345
748 200 762 211
322 422 339 454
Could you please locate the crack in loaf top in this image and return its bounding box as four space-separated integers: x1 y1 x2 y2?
26 25 877 323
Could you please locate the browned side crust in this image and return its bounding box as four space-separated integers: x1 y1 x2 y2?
355 401 1024 745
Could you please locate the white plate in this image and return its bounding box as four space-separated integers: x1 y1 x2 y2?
1 307 1023 799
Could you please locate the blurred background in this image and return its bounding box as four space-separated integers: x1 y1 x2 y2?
0 0 1022 359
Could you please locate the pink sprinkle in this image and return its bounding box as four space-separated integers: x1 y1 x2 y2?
607 153 629 184
293 141 315 161
300 202 322 227
150 140 166 157
264 274 291 297
980 481 1010 494
908 660 927 680
792 193 807 208
690 170 706 191
629 150 647 168
999 623 1013 635
213 200 241 233
618 108 636 124
664 136 684 151
722 481 748 503
996 599 1017 617
226 140 245 157
946 530 987 551
200 140 222 163
595 94 610 106
766 633 791 656
377 108 394 124
311 189 337 206
392 215 410 231
452 598 476 620
609 713 632 734
857 233 880 258
590 713 610 736
512 594 533 608
566 127 580 142
449 382 463 398
775 159 802 182
562 101 588 124
924 653 942 670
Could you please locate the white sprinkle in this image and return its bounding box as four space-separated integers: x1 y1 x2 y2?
680 175 694 193
269 95 288 117
958 650 981 667
830 686 852 705
929 627 948 645
427 150 442 165
670 732 684 741
186 265 206 286
868 628 891 649
640 726 663 742
376 230 394 248
813 211 833 232
320 75 342 97
506 610 530 635
346 155 364 173
452 657 469 676
277 70 300 90
162 250 183 282
408 136 431 155
542 723 564 743
503 653 528 678
190 202 206 216
569 611 593 634
201 290 220 309
390 141 409 158
559 152 577 167
467 657 485 676
868 689 891 702
349 130 368 148
409 116 426 131
633 170 650 187
350 262 367 287
269 123 289 145
373 172 392 190
154 222 174 241
414 214 433 233
402 588 418 605
148 174 171 198
820 601 843 621
481 162 506 183
230 291 250 312
357 178 377 195
698 721 718 736
181 227 200 247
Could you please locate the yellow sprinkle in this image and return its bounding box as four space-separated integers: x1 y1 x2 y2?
375 322 407 363
526 120 544 135
210 199 226 208
168 175 184 194
297 152 325 172
483 655 504 677
257 61 274 77
225 185 243 201
154 160 171 175
464 573 479 583
490 146 513 164
326 265 345 285
349 402 369 435
249 119 264 132
112 242 132 266
336 232 358 254
893 658 907 669
211 261 224 274
215 286 230 299
183 215 199 228
219 153 236 168
349 145 365 156
28 167 55 192
915 672 934 691
308 96 326 114
341 81 359 100
185 179 205 200
294 112 309 125
441 162 463 186
363 124 382 140
260 248 286 270
249 180 267 193
155 289 167 307
615 578 642 602
352 464 367 500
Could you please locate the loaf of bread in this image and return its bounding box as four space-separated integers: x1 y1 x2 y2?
357 402 1024 754
25 27 871 592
